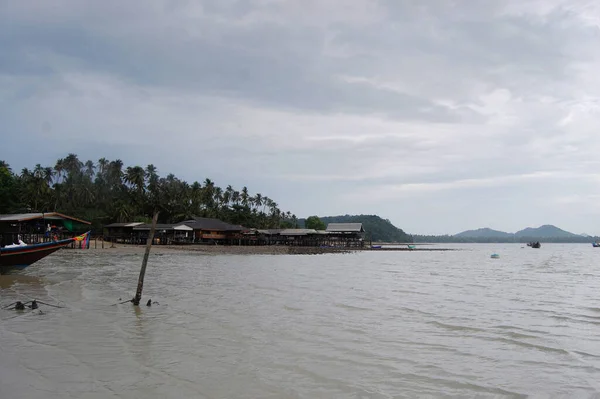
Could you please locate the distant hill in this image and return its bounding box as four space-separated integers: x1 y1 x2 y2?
455 228 513 238
514 225 578 238
413 224 597 243
298 214 412 243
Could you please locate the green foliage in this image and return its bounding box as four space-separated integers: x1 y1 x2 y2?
0 161 18 213
300 214 413 243
5 154 296 231
305 215 326 230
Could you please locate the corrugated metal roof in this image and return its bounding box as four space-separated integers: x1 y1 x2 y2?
132 224 192 231
0 212 91 224
182 217 244 231
104 222 145 228
280 228 318 236
133 224 178 231
173 224 193 231
252 229 277 235
242 229 281 235
326 223 364 232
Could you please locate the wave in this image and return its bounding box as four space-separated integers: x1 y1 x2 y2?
334 303 371 311
428 321 487 333
282 305 302 312
487 337 569 355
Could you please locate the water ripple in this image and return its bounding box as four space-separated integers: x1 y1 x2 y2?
1 243 599 397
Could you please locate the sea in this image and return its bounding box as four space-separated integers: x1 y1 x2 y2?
1 243 600 398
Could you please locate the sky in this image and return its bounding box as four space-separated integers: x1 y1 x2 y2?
2 0 600 235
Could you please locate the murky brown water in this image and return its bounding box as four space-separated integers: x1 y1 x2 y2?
2 244 600 398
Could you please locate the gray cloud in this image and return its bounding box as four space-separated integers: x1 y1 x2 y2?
2 0 600 234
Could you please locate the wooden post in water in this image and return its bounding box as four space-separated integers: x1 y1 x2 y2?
132 211 159 306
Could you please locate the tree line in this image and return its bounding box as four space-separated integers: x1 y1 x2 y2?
0 154 298 232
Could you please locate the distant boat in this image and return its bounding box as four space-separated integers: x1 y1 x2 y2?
593 242 600 248
490 254 500 259
371 245 382 249
1 232 89 273
527 242 541 249
407 245 416 250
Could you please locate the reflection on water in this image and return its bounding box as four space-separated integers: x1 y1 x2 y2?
1 244 600 398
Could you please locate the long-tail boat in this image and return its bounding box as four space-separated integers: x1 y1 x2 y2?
0 232 90 273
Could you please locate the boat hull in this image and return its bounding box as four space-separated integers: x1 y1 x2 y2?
0 238 75 272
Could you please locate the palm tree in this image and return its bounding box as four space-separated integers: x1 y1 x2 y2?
145 164 159 209
262 196 270 214
84 160 96 178
125 166 146 193
190 181 203 216
253 193 263 212
124 165 146 216
0 160 11 171
145 164 158 183
241 186 249 207
113 200 134 222
108 160 124 190
232 190 240 205
225 185 234 207
54 158 65 184
63 153 83 179
202 178 215 211
43 167 54 186
213 187 223 216
97 158 109 176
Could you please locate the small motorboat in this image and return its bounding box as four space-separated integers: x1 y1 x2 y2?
593 242 600 248
527 242 541 249
490 254 500 259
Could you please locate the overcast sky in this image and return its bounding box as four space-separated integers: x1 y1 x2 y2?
2 0 600 235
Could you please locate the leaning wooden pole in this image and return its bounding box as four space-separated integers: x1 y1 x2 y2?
132 210 159 306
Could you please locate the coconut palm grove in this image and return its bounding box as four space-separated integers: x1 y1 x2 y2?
0 154 298 232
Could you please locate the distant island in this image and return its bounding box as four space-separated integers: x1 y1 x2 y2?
413 225 600 243
299 214 413 243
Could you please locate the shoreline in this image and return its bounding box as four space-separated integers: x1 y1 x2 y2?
65 243 457 255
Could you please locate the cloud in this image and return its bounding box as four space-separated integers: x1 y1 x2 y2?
2 0 600 234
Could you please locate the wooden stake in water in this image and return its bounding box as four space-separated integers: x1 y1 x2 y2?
132 211 159 306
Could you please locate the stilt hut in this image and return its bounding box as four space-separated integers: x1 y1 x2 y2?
103 222 144 244
325 223 366 247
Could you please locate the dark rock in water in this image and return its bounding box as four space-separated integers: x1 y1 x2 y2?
30 300 38 310
15 301 25 310
146 299 152 307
